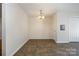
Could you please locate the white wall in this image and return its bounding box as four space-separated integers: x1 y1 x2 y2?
28 11 79 43
56 11 79 43
4 4 29 56
2 4 6 56
52 13 57 42
29 16 53 39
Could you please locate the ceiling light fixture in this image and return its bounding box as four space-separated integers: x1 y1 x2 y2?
38 10 45 20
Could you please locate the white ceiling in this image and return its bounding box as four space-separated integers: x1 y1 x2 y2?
19 3 79 16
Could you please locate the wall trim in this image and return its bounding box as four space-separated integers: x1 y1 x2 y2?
56 41 69 43
30 38 54 40
10 39 29 56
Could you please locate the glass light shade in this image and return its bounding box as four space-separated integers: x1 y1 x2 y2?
38 15 45 19
41 16 45 19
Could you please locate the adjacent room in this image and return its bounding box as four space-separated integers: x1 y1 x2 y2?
2 3 79 56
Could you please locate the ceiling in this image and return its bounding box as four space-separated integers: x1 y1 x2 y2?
19 3 79 16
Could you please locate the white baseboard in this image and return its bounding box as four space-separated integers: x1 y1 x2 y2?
56 41 69 43
69 41 79 42
10 39 29 56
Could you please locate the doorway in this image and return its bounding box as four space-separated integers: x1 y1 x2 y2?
69 17 79 42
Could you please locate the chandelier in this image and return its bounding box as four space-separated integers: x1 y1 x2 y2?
38 10 45 19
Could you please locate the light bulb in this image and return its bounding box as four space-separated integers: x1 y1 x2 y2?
38 15 45 19
42 16 45 19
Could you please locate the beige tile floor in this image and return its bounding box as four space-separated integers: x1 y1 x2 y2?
14 39 79 56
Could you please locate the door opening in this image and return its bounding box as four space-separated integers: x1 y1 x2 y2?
69 17 79 42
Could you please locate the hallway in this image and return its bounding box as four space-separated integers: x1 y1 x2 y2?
14 39 79 56
2 3 79 56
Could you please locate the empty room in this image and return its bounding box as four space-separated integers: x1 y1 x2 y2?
2 3 79 56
